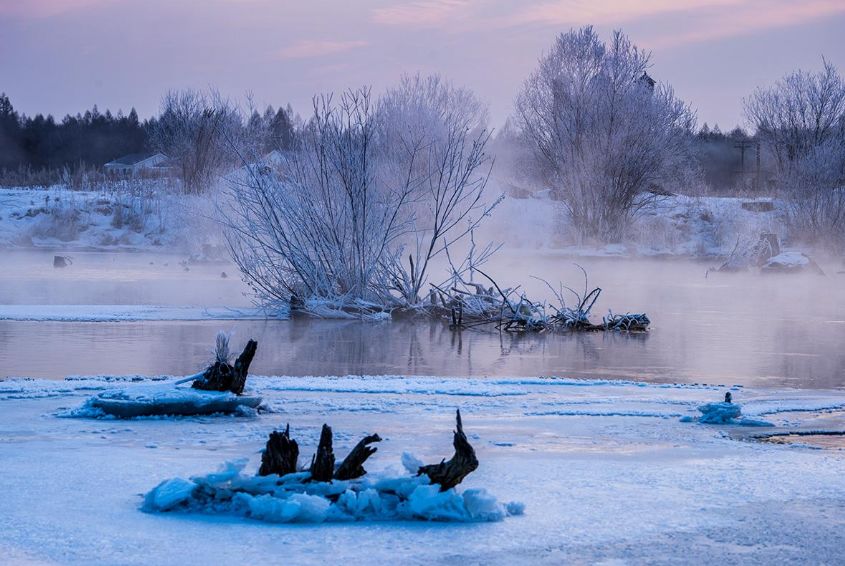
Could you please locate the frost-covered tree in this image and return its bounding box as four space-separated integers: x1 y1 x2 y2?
376 74 497 303
224 77 497 314
515 27 695 242
744 60 845 242
151 89 240 194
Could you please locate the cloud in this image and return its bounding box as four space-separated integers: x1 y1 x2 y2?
498 0 845 48
276 39 369 60
506 0 738 27
643 0 845 49
371 0 471 27
370 0 845 49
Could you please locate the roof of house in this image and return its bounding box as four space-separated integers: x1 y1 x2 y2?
105 152 165 167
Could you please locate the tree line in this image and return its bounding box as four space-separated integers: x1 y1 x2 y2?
0 92 295 186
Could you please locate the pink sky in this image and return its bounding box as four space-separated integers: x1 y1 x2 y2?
1 0 843 129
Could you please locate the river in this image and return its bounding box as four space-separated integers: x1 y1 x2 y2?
1 249 843 388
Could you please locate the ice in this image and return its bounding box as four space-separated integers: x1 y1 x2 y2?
2 374 845 563
682 400 774 426
144 477 196 511
64 382 263 418
142 460 522 524
697 401 742 423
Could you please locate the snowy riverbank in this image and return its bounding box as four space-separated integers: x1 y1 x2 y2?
2 184 790 260
1 374 844 564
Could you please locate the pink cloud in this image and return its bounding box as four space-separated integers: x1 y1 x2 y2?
508 0 739 27
644 0 845 49
276 39 369 60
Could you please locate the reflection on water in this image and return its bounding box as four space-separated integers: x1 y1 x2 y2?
1 249 844 388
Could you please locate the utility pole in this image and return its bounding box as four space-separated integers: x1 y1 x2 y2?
734 138 754 190
734 139 753 175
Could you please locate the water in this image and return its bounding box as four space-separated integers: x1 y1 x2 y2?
1 249 844 388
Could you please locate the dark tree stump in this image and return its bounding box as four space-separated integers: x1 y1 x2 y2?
192 339 257 395
259 424 299 477
335 434 382 481
53 255 72 268
309 424 335 482
418 409 479 491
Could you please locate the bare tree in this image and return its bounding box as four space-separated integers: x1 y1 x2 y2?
223 77 499 316
224 88 419 314
151 89 240 194
515 27 695 242
377 74 499 304
744 60 845 242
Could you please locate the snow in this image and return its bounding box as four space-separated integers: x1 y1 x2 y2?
2 186 789 262
761 251 821 273
1 373 845 563
480 192 785 258
0 304 281 322
0 186 178 250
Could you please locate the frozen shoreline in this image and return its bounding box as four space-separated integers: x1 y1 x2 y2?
0 304 276 322
1 374 844 564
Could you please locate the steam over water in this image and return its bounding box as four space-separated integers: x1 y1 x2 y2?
1 250 843 388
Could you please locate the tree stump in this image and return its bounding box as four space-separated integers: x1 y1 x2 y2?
418 409 479 491
259 424 299 476
309 424 335 482
192 339 257 395
53 255 71 268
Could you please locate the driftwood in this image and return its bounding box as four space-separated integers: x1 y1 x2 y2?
425 266 649 334
258 414 480 490
258 424 299 476
335 433 382 480
257 425 382 482
192 338 257 395
418 410 479 491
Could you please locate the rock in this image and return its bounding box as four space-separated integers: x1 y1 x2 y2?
761 251 824 274
741 200 775 212
53 255 71 268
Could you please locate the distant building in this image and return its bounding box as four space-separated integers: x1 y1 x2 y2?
104 152 171 176
638 72 656 91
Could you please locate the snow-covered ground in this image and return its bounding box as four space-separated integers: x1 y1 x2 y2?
2 185 788 260
471 192 786 258
0 186 215 252
1 374 844 564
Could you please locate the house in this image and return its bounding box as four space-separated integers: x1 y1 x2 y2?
104 152 171 176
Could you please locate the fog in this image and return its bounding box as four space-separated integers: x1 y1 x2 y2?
2 248 843 389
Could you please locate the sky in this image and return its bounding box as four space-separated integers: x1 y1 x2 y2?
1 0 843 131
